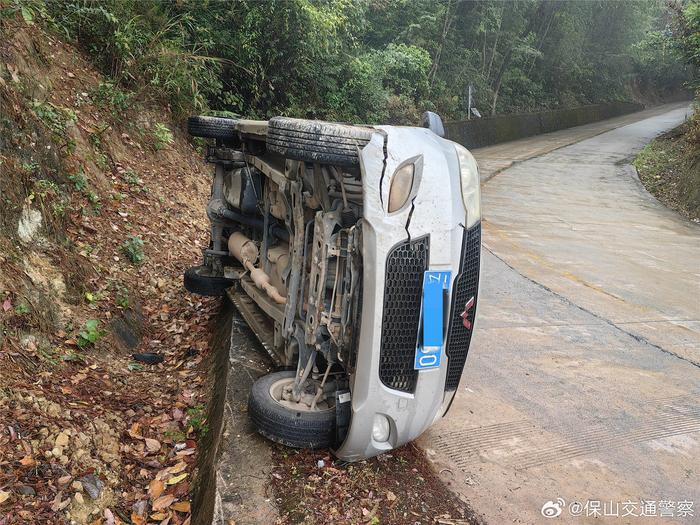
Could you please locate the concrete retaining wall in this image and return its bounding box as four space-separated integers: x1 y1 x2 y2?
445 102 644 149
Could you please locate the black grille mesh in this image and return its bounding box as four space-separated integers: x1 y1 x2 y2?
379 236 429 393
444 224 481 391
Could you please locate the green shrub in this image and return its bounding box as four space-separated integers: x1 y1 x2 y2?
152 123 173 151
68 171 88 192
92 81 132 115
120 235 145 264
115 287 130 308
77 319 103 348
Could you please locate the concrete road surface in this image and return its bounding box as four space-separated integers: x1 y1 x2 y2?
421 103 699 524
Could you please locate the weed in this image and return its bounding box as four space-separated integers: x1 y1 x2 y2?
92 81 132 115
186 405 209 436
21 161 39 173
127 362 144 372
62 351 86 364
95 152 109 171
84 291 100 304
163 430 187 442
37 346 60 366
115 286 129 308
86 190 101 212
68 171 88 192
76 319 103 349
14 303 29 315
123 169 142 187
35 179 59 194
52 201 67 217
120 235 145 264
30 100 76 135
152 123 174 151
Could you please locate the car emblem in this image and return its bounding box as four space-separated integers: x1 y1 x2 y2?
460 297 475 329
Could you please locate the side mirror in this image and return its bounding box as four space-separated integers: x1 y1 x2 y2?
421 111 445 138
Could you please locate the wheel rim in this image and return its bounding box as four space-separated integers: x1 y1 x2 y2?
268 377 334 412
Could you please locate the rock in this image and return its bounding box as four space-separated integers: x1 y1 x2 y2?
17 205 42 243
78 475 103 500
55 432 70 447
51 446 63 457
17 485 36 496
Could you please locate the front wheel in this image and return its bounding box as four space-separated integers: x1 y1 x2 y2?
248 370 336 449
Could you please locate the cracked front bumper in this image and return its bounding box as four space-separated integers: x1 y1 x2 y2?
334 127 481 461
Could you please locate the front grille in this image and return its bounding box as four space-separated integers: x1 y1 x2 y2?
444 224 481 391
379 236 430 393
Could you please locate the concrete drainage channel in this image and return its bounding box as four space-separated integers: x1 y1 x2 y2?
191 299 278 525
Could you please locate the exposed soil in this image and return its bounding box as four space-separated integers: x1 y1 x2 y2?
634 115 700 222
0 17 216 524
0 15 485 525
270 444 481 525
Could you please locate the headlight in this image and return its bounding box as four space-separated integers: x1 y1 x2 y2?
388 162 415 213
454 144 481 227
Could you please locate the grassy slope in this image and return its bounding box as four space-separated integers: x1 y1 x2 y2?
0 17 216 524
634 110 700 222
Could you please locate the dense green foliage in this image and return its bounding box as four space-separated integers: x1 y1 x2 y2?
2 0 694 123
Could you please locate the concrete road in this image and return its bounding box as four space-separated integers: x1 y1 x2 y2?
421 104 700 524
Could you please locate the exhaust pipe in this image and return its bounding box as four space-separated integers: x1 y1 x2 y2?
228 232 287 305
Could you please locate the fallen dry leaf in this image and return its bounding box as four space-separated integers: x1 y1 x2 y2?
152 494 176 511
168 461 187 475
128 422 142 439
0 491 10 504
166 473 188 485
149 479 165 500
386 490 396 501
171 501 190 513
145 438 161 453
19 456 36 466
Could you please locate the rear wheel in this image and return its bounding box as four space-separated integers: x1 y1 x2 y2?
248 370 336 449
183 265 233 297
266 117 373 167
187 115 238 141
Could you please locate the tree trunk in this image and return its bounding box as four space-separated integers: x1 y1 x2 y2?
526 3 559 75
489 0 547 115
485 6 504 82
428 0 456 88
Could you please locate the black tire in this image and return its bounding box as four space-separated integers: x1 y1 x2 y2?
248 370 335 449
183 265 233 297
267 117 373 166
187 116 238 141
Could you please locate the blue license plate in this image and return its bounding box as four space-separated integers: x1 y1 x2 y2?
415 270 451 370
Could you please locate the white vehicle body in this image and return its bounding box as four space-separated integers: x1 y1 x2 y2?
184 115 481 460
337 127 481 459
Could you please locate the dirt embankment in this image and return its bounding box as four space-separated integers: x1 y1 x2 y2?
634 107 700 222
0 17 217 524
